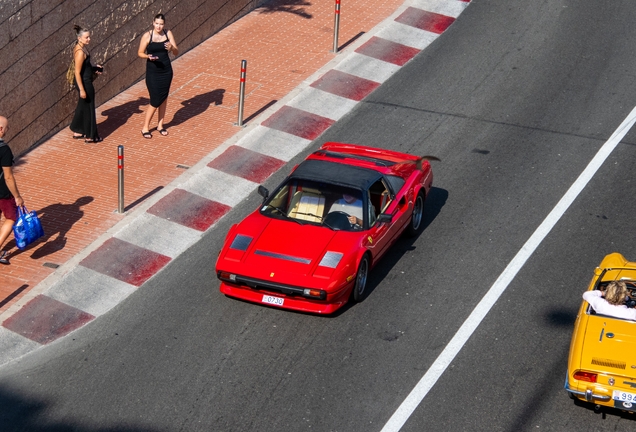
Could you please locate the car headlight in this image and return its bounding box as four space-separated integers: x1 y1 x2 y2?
223 234 253 262
318 251 343 268
230 234 252 251
313 251 344 280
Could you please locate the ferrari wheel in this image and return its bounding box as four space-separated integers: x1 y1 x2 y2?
405 190 425 237
352 255 369 302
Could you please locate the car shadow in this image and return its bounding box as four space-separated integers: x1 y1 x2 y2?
221 187 448 318
329 186 449 317
544 308 578 327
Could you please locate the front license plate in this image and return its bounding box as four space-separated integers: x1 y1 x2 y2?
613 390 636 402
262 295 284 306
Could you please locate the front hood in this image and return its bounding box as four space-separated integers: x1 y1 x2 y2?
580 315 636 380
247 219 336 274
221 213 360 281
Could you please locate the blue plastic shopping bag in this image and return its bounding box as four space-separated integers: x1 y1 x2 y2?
12 206 45 250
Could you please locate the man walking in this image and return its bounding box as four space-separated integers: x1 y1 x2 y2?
0 116 24 265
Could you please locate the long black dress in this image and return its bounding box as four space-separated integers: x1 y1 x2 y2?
70 49 99 140
146 30 173 108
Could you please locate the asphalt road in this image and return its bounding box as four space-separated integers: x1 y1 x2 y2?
2 0 636 431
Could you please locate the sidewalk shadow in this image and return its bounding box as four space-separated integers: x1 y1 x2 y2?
243 99 278 124
6 197 94 261
0 284 29 309
339 31 365 51
125 186 163 212
259 0 313 19
0 385 160 431
98 97 148 139
165 89 224 129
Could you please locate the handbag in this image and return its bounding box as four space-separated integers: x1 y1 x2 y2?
66 47 98 89
66 57 76 89
13 205 45 250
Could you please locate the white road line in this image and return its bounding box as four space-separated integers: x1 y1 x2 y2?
381 106 636 432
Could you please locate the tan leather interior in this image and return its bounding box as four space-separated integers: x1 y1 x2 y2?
287 190 325 222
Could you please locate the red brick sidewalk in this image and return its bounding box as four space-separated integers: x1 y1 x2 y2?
0 0 404 313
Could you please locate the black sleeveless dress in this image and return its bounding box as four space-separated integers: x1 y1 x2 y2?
70 49 99 140
146 30 173 108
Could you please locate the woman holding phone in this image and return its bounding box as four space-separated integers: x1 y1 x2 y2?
138 13 178 139
70 24 103 143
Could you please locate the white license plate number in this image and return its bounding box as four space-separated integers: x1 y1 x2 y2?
262 295 284 306
613 390 636 402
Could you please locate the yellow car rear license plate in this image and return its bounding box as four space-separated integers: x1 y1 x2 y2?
262 295 284 306
613 390 636 402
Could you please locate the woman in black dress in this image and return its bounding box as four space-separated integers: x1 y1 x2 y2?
70 25 103 143
138 14 179 139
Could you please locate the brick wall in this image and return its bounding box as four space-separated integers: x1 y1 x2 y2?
0 0 262 156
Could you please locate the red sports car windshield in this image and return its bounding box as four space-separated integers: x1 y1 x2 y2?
260 178 367 231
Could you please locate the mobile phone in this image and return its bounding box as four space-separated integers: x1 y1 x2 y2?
95 66 104 72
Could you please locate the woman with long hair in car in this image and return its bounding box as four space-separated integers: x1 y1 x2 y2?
583 281 636 320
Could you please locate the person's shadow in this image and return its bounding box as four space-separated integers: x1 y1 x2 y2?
165 89 225 129
98 97 148 138
10 196 95 260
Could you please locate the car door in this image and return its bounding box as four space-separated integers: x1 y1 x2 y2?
387 183 413 239
365 178 400 261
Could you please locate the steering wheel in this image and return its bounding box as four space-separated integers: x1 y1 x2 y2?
323 211 352 230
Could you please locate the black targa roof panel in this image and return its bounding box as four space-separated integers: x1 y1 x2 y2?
290 159 383 190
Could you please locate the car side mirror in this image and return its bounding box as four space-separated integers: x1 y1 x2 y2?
258 185 269 201
376 213 393 224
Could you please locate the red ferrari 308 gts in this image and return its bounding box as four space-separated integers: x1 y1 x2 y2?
215 142 433 314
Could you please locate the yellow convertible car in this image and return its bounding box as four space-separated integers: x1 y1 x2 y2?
565 253 636 413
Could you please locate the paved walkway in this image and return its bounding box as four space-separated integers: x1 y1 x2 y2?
0 0 404 309
0 0 471 365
